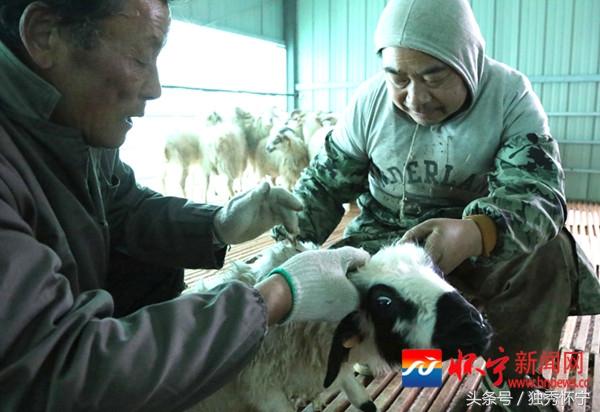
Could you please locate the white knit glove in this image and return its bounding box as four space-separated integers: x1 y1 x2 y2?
213 182 303 244
268 247 371 323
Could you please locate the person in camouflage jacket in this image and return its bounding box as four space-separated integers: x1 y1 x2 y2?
275 0 600 388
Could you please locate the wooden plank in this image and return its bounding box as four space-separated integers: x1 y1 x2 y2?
320 375 370 412
371 373 403 411
322 391 350 412
404 363 452 411
448 360 486 412
560 316 578 351
346 373 395 412
573 315 592 352
441 357 486 412
571 351 589 412
591 315 600 354
386 387 423 412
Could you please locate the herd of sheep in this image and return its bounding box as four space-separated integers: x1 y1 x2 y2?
162 107 337 201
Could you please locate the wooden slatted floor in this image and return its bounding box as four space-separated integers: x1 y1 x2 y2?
185 202 600 412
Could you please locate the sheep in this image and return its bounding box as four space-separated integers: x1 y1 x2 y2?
283 109 338 144
187 241 492 412
254 126 310 190
238 107 274 177
198 110 249 201
163 131 202 197
162 112 223 198
280 109 338 160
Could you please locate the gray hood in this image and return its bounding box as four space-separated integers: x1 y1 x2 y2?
374 0 485 104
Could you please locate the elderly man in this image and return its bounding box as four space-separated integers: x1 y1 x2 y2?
275 0 600 406
0 1 371 411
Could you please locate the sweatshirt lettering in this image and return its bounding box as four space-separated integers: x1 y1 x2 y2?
381 160 479 191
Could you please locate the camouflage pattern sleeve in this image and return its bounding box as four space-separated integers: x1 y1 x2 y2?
463 132 567 262
273 132 369 245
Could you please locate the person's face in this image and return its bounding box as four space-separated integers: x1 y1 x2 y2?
48 0 169 147
381 47 468 126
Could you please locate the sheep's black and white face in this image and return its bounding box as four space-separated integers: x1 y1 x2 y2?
350 243 492 366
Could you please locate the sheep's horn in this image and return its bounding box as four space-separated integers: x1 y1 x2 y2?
324 311 361 388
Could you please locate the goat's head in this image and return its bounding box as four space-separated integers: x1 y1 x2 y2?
233 107 255 129
242 240 491 388
324 242 492 386
206 112 222 125
265 127 296 153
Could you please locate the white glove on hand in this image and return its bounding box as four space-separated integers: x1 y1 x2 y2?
213 182 303 245
269 247 370 323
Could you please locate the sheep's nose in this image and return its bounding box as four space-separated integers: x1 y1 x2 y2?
432 292 493 360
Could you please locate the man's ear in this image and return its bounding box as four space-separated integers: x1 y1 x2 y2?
19 2 63 69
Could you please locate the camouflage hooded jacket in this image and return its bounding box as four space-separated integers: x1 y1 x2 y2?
280 0 568 266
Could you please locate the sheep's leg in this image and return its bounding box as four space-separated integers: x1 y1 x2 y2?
339 365 376 412
227 178 235 199
203 172 210 203
180 165 189 197
237 175 244 194
161 167 168 194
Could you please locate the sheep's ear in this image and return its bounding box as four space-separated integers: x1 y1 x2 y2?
324 311 361 388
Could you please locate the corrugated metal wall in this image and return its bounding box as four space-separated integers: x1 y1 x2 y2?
170 0 284 43
294 0 600 202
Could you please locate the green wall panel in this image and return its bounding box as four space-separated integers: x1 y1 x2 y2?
171 0 284 42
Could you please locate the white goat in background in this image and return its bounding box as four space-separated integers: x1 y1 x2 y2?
163 131 202 197
199 109 250 200
239 107 275 177
254 127 309 191
284 109 337 142
162 112 223 198
188 242 492 412
282 109 338 160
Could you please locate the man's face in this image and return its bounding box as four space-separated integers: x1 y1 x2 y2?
381 47 468 126
47 0 170 147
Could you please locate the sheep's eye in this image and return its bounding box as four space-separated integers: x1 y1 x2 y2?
372 295 396 319
376 296 393 308
367 285 418 322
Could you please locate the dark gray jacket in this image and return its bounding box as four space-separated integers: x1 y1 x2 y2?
0 40 266 411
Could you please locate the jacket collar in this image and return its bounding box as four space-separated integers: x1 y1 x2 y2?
0 40 61 121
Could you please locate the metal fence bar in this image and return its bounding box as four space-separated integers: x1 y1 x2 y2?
564 168 600 175
557 140 600 145
162 84 295 97
529 75 600 83
548 112 600 117
296 75 600 91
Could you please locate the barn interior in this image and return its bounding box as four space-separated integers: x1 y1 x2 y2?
118 1 600 411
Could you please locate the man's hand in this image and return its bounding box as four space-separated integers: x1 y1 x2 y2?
213 182 303 244
267 246 371 323
400 218 483 274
